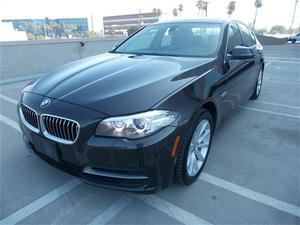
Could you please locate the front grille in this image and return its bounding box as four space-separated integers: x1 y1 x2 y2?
41 115 79 144
21 104 39 130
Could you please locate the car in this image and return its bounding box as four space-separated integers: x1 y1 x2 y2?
18 19 264 193
288 32 300 43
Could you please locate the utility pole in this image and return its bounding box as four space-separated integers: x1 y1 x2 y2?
204 1 210 17
290 0 299 35
138 9 143 27
90 13 94 32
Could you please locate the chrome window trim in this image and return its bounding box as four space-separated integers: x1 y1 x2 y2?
19 103 40 133
40 114 80 145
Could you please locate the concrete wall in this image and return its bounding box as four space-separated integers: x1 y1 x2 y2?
0 35 289 83
0 38 124 82
256 35 288 45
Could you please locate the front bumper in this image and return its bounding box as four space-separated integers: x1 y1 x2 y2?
19 93 183 193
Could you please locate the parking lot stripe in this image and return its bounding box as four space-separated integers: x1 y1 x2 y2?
200 173 300 217
266 58 300 63
240 106 300 120
0 114 21 133
256 100 300 110
0 94 19 105
264 79 300 84
0 179 82 225
88 196 134 225
137 195 212 225
265 61 273 67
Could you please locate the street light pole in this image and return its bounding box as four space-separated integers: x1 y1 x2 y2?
290 0 299 35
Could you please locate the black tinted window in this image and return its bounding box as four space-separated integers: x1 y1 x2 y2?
227 23 243 54
238 23 256 47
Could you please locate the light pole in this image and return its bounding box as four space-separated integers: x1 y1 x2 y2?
290 0 299 35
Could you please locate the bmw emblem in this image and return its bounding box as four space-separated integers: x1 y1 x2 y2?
40 98 51 108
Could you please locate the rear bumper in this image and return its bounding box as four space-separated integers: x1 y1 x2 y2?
19 105 183 193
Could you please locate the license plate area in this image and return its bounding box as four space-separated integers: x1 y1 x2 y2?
32 135 60 162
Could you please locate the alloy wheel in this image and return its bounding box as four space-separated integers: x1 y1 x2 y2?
256 70 263 96
186 119 211 177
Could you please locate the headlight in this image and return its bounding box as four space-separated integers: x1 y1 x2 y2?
95 110 178 139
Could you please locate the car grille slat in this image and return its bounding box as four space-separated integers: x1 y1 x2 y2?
20 104 39 130
41 115 79 144
70 123 75 141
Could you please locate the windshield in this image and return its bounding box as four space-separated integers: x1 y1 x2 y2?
113 22 222 58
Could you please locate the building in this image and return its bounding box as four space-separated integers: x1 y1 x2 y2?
103 12 159 36
0 21 27 41
1 18 89 38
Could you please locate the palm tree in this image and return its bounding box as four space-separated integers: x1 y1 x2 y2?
173 8 178 17
152 8 162 18
253 0 262 30
196 0 208 17
227 1 236 17
178 4 184 16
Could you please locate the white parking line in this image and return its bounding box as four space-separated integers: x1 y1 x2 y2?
0 94 19 105
256 100 300 110
0 114 21 133
240 106 300 120
137 195 212 225
265 58 300 63
264 79 300 84
200 173 300 217
0 179 82 225
88 196 134 225
265 61 273 67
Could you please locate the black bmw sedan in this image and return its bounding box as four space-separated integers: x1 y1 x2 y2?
18 19 264 193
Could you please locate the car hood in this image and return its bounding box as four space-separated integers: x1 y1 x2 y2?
24 53 215 116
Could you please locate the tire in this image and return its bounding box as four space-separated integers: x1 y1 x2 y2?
250 68 263 100
174 109 213 185
292 39 296 44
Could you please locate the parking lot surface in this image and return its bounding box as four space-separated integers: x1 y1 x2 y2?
1 44 299 225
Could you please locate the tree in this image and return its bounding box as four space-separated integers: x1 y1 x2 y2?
173 8 178 17
178 4 184 16
255 28 268 35
84 31 100 39
27 32 35 40
227 1 236 17
127 27 139 36
270 25 287 34
152 8 162 18
196 0 208 17
253 0 263 30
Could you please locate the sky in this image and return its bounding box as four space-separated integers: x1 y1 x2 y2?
0 0 299 32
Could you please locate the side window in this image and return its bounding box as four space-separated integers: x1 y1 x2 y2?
227 23 243 54
238 23 256 47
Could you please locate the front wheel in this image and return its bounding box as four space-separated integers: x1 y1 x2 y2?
174 110 213 185
250 68 263 100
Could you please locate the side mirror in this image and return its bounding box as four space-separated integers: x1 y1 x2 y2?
227 46 255 60
112 43 119 50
